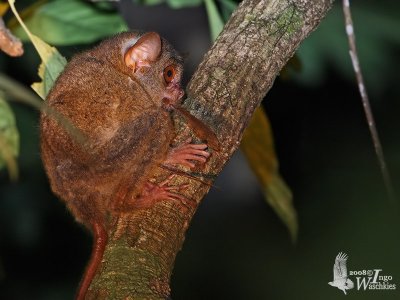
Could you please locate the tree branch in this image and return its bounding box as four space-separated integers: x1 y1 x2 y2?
88 0 333 298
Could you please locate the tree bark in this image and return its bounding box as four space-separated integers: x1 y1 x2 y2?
87 0 333 298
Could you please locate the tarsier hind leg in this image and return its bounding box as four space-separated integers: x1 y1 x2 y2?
129 140 210 209
129 175 188 209
75 173 189 300
75 143 211 299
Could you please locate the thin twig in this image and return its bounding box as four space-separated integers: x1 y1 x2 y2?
342 0 396 204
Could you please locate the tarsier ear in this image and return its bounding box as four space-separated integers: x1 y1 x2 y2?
124 32 162 72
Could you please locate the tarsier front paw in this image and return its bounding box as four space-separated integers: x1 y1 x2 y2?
165 138 210 169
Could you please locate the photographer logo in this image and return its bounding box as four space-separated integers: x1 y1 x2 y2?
328 252 354 294
328 252 396 295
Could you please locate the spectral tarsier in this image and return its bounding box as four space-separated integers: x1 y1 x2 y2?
40 32 219 300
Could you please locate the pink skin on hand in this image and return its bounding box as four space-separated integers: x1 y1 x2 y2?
133 175 188 209
164 138 210 169
131 139 210 209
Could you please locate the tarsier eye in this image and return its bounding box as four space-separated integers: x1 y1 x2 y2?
163 65 176 84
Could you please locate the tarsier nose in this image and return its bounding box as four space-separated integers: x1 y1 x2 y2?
178 88 184 99
173 83 184 100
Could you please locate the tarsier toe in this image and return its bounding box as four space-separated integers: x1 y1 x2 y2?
136 176 189 207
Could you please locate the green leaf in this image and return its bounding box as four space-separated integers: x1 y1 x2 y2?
218 0 237 21
134 0 202 8
8 1 86 149
9 0 67 99
132 0 164 6
241 107 298 242
204 0 224 41
11 0 128 45
0 96 19 181
166 0 202 9
30 43 67 99
295 1 400 95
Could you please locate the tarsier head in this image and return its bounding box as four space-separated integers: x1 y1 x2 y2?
123 32 184 110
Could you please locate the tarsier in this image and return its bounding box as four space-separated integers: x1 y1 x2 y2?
40 32 219 300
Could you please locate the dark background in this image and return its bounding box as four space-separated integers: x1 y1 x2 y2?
1 0 399 299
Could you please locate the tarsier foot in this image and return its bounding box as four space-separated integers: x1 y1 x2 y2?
165 138 210 169
133 175 188 209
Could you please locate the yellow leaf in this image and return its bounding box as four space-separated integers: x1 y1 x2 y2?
8 0 66 99
30 46 50 99
7 0 47 30
241 107 278 182
241 106 298 242
0 3 9 16
280 54 302 81
7 1 84 146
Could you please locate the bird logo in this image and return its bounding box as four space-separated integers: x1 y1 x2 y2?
328 252 354 295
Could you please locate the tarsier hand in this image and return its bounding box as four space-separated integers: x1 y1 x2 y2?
164 138 211 169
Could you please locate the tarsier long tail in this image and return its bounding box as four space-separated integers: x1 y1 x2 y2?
76 222 108 300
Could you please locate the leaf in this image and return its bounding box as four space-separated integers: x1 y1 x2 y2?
0 2 9 17
280 54 302 81
166 0 202 8
218 0 237 21
8 0 67 99
7 0 48 29
0 96 19 181
294 1 400 95
241 107 298 242
31 45 66 99
132 0 164 6
204 0 224 41
8 1 85 147
11 0 128 45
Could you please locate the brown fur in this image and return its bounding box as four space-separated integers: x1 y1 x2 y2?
40 32 182 229
40 32 183 300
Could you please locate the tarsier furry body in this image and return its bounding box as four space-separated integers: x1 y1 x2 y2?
40 32 218 300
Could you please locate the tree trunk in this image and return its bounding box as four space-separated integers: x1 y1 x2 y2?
87 0 333 298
